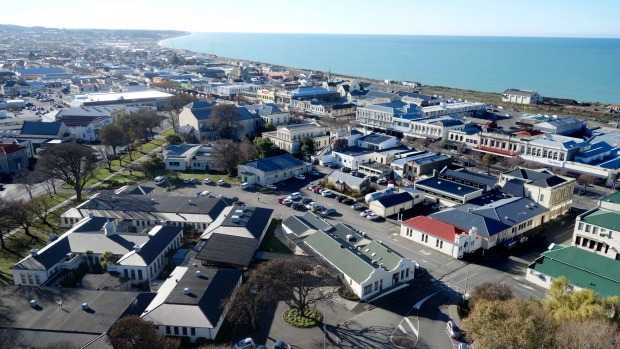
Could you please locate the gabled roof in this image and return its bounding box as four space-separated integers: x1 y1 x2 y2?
470 197 548 227
240 153 305 172
503 89 539 97
581 208 620 231
501 178 527 197
283 211 332 237
529 245 620 298
0 143 26 155
116 226 182 266
195 234 259 267
142 267 241 328
21 121 63 136
328 170 367 187
373 192 415 209
402 216 466 243
430 208 512 237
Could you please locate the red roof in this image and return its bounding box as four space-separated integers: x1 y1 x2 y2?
477 146 518 157
0 143 25 155
402 216 466 243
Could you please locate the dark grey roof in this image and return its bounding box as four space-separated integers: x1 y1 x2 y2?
166 268 241 324
195 234 258 267
7 330 110 349
328 170 367 187
501 178 527 197
12 236 72 271
241 153 305 172
135 226 183 265
21 121 63 136
219 206 274 239
56 106 120 118
358 133 396 145
0 285 151 335
415 177 481 197
502 167 567 188
440 169 497 190
374 192 415 208
301 211 333 231
117 185 155 196
430 208 511 237
245 103 282 116
470 197 548 227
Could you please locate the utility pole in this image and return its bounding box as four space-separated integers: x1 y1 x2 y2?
463 269 469 302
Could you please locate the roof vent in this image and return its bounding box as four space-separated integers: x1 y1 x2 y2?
235 210 244 216
378 240 383 245
133 244 141 253
231 216 240 223
30 300 37 307
183 287 190 295
188 200 193 205
458 187 462 190
339 244 345 248
195 270 202 278
151 198 155 202
30 249 38 256
82 303 89 310
240 205 247 211
437 181 442 184
346 234 354 241
88 210 94 217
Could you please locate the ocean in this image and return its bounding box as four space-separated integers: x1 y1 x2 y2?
160 33 620 104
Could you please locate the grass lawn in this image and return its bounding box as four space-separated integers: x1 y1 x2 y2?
163 128 175 136
258 219 292 254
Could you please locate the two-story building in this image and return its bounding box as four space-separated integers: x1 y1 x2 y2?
262 122 329 153
401 216 481 259
0 143 29 174
162 143 219 172
502 89 543 105
572 191 620 260
414 168 497 206
177 101 261 142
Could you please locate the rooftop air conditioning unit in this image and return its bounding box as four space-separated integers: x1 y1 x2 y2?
82 303 89 310
195 270 202 278
183 288 190 295
235 210 244 216
231 216 240 223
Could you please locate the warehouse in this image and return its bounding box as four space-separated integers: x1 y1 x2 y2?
369 189 424 218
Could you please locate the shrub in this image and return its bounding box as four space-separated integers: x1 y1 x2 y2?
195 337 209 345
338 286 360 301
283 307 322 328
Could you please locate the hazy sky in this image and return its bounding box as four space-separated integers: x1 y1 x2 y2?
1 0 619 38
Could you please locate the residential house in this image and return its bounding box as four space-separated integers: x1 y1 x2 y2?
245 103 291 125
526 244 620 298
572 191 620 260
237 153 311 185
197 205 273 268
177 101 261 142
502 89 543 105
499 167 575 219
142 267 242 342
400 216 481 259
0 143 29 174
326 170 371 194
262 122 329 153
304 222 415 300
163 143 219 172
12 217 182 287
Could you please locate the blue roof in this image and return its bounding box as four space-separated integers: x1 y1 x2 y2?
241 154 305 172
21 121 63 136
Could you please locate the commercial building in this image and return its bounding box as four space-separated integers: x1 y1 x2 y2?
44 106 122 142
369 190 424 218
501 89 543 105
162 143 218 172
401 216 481 259
262 122 329 153
237 153 311 185
326 170 371 194
572 191 620 260
414 168 497 206
177 101 261 142
68 90 173 109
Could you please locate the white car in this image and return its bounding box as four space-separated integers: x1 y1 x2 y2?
360 209 372 217
305 202 316 210
203 178 212 184
217 179 226 186
321 189 333 197
199 190 211 197
295 174 306 180
367 213 380 220
288 192 301 200
282 198 294 206
267 184 278 190
308 184 319 190
234 338 255 349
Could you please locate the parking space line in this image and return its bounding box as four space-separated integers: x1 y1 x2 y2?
398 324 406 334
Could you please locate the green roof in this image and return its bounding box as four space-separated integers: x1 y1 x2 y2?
529 245 620 298
304 231 403 284
601 191 620 205
581 208 620 231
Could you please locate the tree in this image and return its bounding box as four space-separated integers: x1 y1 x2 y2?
106 316 161 349
554 318 620 349
577 174 595 194
138 155 166 179
164 94 198 130
210 104 240 140
253 137 280 159
165 134 183 145
13 169 45 200
11 199 38 239
35 143 98 202
96 145 116 172
480 153 499 174
300 136 315 157
140 109 161 140
0 199 15 249
462 298 556 349
239 138 257 163
99 124 129 164
212 139 240 175
0 329 22 349
468 282 513 309
262 122 277 132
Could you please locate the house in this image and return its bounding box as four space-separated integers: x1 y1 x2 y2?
262 122 329 153
304 222 415 300
0 143 29 174
502 89 543 105
196 205 273 268
401 216 481 258
414 168 497 206
60 192 231 233
12 217 183 287
390 151 452 181
369 190 424 218
141 267 242 342
0 284 152 349
499 167 575 219
431 197 548 249
237 153 311 185
1 80 31 96
572 191 620 260
326 170 371 194
526 244 620 298
162 143 219 172
177 101 261 142
245 103 291 125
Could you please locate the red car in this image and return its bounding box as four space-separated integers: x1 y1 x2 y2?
312 186 323 193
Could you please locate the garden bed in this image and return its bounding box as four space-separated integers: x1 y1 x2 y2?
283 307 322 328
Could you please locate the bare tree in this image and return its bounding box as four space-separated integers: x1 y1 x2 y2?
96 145 116 172
164 93 198 130
99 124 128 165
13 169 44 200
212 139 240 175
238 138 257 163
0 329 22 349
469 282 513 309
11 199 39 239
0 198 15 249
45 340 78 349
210 104 240 140
577 174 595 194
35 143 98 202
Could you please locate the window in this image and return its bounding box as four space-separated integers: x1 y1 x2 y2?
575 236 581 245
169 161 180 166
363 284 373 295
190 328 196 336
174 327 179 335
166 326 171 335
138 270 143 280
34 274 41 284
585 225 591 233
182 327 187 336
593 227 598 235
578 222 584 230
20 274 26 284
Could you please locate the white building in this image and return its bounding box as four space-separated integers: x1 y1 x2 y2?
237 153 311 185
68 90 173 109
262 122 329 153
502 89 543 105
572 191 620 260
163 143 219 172
401 216 481 259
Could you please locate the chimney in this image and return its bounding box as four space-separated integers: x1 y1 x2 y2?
30 300 37 307
30 249 38 256
183 288 190 295
103 219 116 236
88 210 94 218
195 270 202 278
133 244 141 253
82 303 89 310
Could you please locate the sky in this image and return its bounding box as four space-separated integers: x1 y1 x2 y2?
1 0 619 38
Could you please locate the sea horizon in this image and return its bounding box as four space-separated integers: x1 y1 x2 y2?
160 32 620 104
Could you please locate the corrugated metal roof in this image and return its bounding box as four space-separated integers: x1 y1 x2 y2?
402 216 466 243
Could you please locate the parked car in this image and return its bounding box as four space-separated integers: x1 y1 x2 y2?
288 192 301 200
341 167 351 173
310 170 320 176
302 197 313 204
321 189 333 197
342 198 354 205
367 213 380 220
154 176 166 185
266 184 278 190
199 190 211 197
282 198 294 206
240 182 250 190
183 178 192 184
305 202 316 210
308 184 319 191
360 209 373 217
458 344 468 349
278 181 288 187
312 186 323 193
234 338 255 349
351 202 364 210
377 178 388 185
291 202 305 210
335 195 345 202
273 340 291 349
321 208 337 216
446 320 462 339
217 179 226 186
203 178 212 184
295 174 306 180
